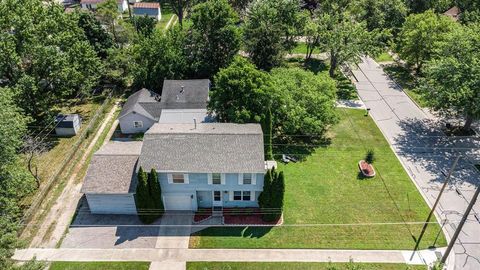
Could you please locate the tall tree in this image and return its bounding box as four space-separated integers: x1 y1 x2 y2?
131 15 156 37
148 169 164 218
132 27 187 92
420 23 480 132
135 167 153 223
186 0 241 78
97 0 121 44
397 10 458 73
262 107 274 160
354 0 408 35
244 0 306 70
169 0 189 26
209 56 274 123
76 11 115 58
405 0 453 13
0 0 103 121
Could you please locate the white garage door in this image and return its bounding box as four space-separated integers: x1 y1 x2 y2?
86 194 137 214
163 194 193 210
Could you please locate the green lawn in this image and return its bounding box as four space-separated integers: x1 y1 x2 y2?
157 2 176 30
375 52 394 63
49 261 150 270
189 109 446 250
187 262 425 270
290 42 322 55
382 64 427 108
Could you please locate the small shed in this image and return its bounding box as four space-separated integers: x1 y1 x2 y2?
133 2 162 21
55 114 81 136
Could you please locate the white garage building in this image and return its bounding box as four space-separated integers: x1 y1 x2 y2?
81 141 143 214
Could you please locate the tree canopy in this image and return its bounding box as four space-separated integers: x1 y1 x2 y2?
0 0 103 122
420 23 480 131
187 0 241 78
397 10 459 73
77 11 115 58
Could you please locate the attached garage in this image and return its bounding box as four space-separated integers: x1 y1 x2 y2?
163 194 194 211
86 194 136 214
81 141 143 215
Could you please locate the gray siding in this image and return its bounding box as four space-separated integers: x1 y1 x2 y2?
119 112 156 134
86 194 137 214
133 8 161 20
158 172 264 210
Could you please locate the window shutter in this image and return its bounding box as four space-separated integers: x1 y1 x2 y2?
221 173 226 185
184 173 189 184
207 173 212 185
252 173 257 185
167 174 173 184
250 191 255 201
238 173 243 185
229 191 234 201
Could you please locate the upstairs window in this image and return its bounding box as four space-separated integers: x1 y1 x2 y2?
212 173 221 185
243 174 252 185
172 173 184 184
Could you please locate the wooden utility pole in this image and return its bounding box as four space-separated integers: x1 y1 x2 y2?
410 155 460 259
441 184 480 264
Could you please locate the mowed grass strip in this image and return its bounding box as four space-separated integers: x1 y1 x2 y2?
187 262 425 270
49 261 150 270
189 109 446 250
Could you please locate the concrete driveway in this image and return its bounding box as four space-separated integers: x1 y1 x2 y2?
61 205 193 249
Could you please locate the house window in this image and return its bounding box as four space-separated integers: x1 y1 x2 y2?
213 191 221 201
212 173 221 185
133 121 143 128
243 174 252 185
172 173 184 184
233 191 242 201
242 191 251 201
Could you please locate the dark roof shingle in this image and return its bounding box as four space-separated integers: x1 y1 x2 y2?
160 79 210 109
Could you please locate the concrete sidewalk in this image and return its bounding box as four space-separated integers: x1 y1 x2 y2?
351 57 480 270
14 247 444 265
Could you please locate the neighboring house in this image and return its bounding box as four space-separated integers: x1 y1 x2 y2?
138 123 269 211
118 79 211 134
444 6 461 21
54 114 81 136
82 123 275 214
80 0 128 13
133 2 161 21
82 141 143 214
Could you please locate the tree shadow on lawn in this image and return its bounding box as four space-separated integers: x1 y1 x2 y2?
273 136 332 162
192 226 273 239
285 58 328 75
394 117 480 186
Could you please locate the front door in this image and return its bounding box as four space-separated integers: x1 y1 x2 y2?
212 190 222 207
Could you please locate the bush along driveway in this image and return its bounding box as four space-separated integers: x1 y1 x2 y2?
189 108 446 250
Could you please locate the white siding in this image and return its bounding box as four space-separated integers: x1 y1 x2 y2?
86 194 137 214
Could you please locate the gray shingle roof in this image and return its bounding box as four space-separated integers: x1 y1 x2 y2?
119 88 162 121
139 123 265 173
160 79 210 109
81 142 143 194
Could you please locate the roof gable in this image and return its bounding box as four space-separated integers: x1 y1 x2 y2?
119 88 162 120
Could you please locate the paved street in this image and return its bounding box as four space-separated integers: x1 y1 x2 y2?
351 57 480 270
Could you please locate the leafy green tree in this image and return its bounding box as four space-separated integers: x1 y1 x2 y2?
405 0 453 13
135 167 153 223
420 23 480 131
132 15 156 37
315 5 378 77
187 0 241 78
209 56 274 123
397 10 458 73
244 0 306 70
97 0 121 43
258 169 272 213
0 88 39 269
169 0 190 26
259 168 285 221
0 0 103 121
77 11 115 58
229 0 253 19
354 0 408 35
148 169 164 218
262 107 274 160
132 27 188 92
269 68 337 141
458 0 480 24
